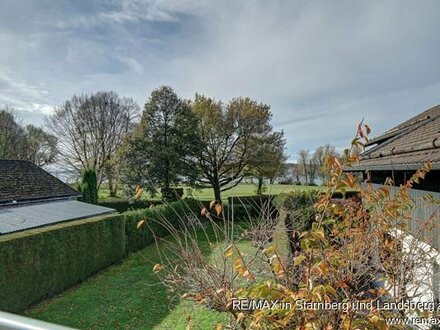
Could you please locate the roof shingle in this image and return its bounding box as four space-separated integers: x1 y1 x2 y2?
0 160 79 205
349 105 440 171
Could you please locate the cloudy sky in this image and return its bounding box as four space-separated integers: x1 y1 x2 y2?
1 0 440 161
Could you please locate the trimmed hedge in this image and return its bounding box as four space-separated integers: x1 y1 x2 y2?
0 214 125 313
124 198 202 253
98 200 163 213
227 195 278 221
0 198 204 312
274 190 320 232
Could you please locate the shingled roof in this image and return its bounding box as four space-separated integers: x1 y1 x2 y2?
0 160 80 206
349 105 440 171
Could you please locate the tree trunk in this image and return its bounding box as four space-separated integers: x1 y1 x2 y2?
213 184 222 204
108 177 117 197
257 177 263 195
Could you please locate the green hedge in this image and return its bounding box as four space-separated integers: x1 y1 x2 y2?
227 195 277 221
0 214 125 313
124 198 202 253
98 200 163 213
0 198 204 312
274 190 320 232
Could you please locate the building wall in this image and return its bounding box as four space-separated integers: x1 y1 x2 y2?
364 183 440 249
365 183 440 318
368 170 440 193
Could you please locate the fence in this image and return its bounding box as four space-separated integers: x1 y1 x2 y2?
365 183 440 250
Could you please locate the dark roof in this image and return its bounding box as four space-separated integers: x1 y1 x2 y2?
348 105 440 171
0 160 80 205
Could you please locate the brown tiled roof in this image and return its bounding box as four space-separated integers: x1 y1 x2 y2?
349 105 440 171
0 160 80 205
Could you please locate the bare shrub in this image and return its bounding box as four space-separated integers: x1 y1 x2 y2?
144 124 439 329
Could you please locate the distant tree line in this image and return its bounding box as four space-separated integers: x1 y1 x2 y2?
295 145 339 184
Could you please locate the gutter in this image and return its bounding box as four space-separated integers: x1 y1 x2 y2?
0 195 81 208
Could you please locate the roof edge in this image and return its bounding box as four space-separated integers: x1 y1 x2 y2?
344 162 440 172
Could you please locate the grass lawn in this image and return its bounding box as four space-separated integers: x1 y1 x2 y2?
25 203 293 330
99 183 320 202
25 228 233 330
26 217 290 330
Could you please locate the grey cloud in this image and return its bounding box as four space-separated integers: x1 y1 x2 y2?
0 0 439 160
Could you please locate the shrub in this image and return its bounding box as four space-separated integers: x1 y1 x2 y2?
79 169 98 204
0 214 125 313
157 123 438 329
274 190 320 232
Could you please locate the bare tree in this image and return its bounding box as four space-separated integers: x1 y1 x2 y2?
0 107 57 166
46 91 139 191
298 149 310 184
0 107 29 160
313 144 338 183
25 125 57 166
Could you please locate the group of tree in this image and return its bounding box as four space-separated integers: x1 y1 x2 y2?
296 144 339 184
118 87 286 202
0 107 57 166
1 87 286 203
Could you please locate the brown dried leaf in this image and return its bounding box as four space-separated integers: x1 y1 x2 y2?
200 207 208 216
214 204 223 216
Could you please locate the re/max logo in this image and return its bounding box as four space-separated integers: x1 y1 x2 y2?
231 299 292 311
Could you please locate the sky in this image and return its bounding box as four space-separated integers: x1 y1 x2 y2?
1 0 440 161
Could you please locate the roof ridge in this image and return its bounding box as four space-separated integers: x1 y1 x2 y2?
366 105 440 145
386 104 440 133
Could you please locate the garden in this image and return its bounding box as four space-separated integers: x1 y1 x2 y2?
1 87 438 330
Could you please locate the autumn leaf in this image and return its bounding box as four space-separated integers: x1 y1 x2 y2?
153 264 163 273
317 261 330 274
224 245 233 258
215 204 223 216
364 124 371 134
263 246 275 254
137 220 146 229
134 187 144 200
215 323 223 330
135 184 142 195
357 123 364 138
200 207 209 216
209 200 217 209
294 255 306 266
